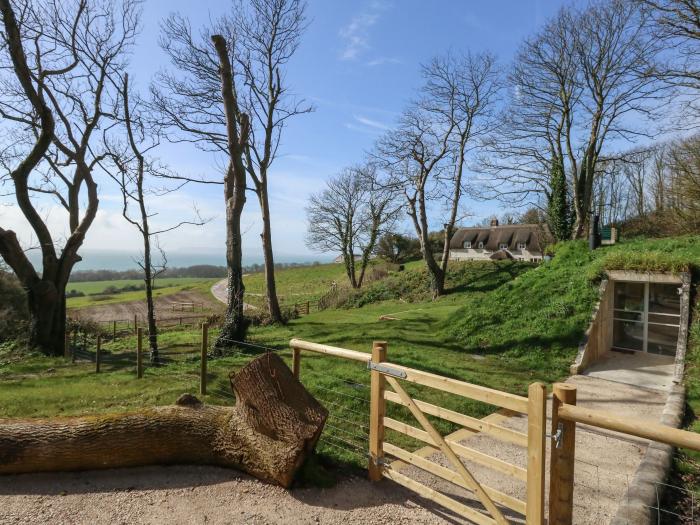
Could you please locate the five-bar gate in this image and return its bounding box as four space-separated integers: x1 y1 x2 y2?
290 338 547 524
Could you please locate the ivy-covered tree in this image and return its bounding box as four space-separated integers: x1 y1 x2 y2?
547 161 572 241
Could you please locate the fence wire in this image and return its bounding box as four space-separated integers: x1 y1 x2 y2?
64 323 372 465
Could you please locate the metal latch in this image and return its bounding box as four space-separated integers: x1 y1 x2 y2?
547 423 563 449
370 454 389 466
367 360 407 379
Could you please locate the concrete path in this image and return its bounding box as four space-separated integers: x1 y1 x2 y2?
210 279 257 311
584 350 676 392
389 351 673 524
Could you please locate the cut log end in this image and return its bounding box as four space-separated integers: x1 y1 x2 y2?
0 353 328 488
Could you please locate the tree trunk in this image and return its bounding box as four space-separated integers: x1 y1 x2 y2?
26 279 65 357
416 190 445 297
142 244 158 362
218 178 250 346
258 189 282 323
0 353 328 488
211 34 250 348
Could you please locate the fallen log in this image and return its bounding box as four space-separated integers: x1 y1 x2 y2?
0 353 327 488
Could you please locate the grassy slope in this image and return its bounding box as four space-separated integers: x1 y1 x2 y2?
242 260 425 308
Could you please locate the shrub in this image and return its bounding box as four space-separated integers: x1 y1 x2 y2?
246 306 298 326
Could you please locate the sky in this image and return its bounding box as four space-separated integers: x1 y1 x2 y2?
1 0 581 270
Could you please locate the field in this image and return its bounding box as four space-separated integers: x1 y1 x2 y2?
3 236 700 476
67 277 211 296
66 277 219 312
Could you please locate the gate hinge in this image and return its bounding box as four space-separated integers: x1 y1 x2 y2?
370 454 390 466
367 361 407 379
547 423 563 449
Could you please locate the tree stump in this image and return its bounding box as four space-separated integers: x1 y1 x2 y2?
0 353 327 488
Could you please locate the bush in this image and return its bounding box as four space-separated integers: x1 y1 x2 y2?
245 306 299 326
66 289 85 298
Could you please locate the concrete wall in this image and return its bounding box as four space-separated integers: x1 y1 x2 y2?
570 279 614 375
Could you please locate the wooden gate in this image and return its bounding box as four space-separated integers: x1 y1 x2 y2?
290 338 547 525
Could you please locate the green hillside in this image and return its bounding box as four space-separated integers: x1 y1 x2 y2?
3 236 700 481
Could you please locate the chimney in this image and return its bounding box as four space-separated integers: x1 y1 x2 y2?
490 218 499 227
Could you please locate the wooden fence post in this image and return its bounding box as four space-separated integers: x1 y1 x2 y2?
305 301 310 315
113 320 117 339
71 331 77 363
200 322 209 395
549 383 577 525
136 327 143 379
526 382 547 525
368 340 388 482
64 328 70 359
96 335 101 373
292 346 301 379
133 314 138 335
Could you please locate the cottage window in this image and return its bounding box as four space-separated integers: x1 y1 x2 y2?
463 241 471 249
499 243 508 250
517 242 527 250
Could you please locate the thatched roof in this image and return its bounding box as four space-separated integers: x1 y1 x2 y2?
449 224 552 252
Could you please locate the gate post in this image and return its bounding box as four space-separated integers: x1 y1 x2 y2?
200 322 209 395
549 383 577 525
368 340 387 481
136 327 143 379
527 382 547 525
96 335 101 373
292 346 301 379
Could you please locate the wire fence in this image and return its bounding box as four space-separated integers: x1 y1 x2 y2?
571 452 700 524
646 480 697 524
63 323 373 467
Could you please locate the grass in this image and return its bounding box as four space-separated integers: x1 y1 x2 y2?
4 235 700 483
66 278 219 309
67 277 210 296
242 260 425 308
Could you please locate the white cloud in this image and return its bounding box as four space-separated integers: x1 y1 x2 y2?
353 115 390 131
345 114 392 135
338 2 390 61
366 57 402 67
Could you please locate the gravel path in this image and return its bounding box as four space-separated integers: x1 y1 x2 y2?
0 466 457 525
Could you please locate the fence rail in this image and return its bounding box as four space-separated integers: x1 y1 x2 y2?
549 383 700 524
290 338 543 525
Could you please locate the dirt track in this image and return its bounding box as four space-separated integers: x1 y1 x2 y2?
70 290 224 323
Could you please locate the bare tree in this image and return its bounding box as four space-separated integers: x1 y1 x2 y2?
105 73 206 362
375 52 500 297
305 164 397 288
482 0 665 239
237 0 311 322
213 34 251 345
151 13 253 344
667 134 700 230
641 0 700 101
0 0 138 355
152 0 310 324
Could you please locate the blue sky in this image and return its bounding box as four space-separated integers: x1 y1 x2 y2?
4 0 581 269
